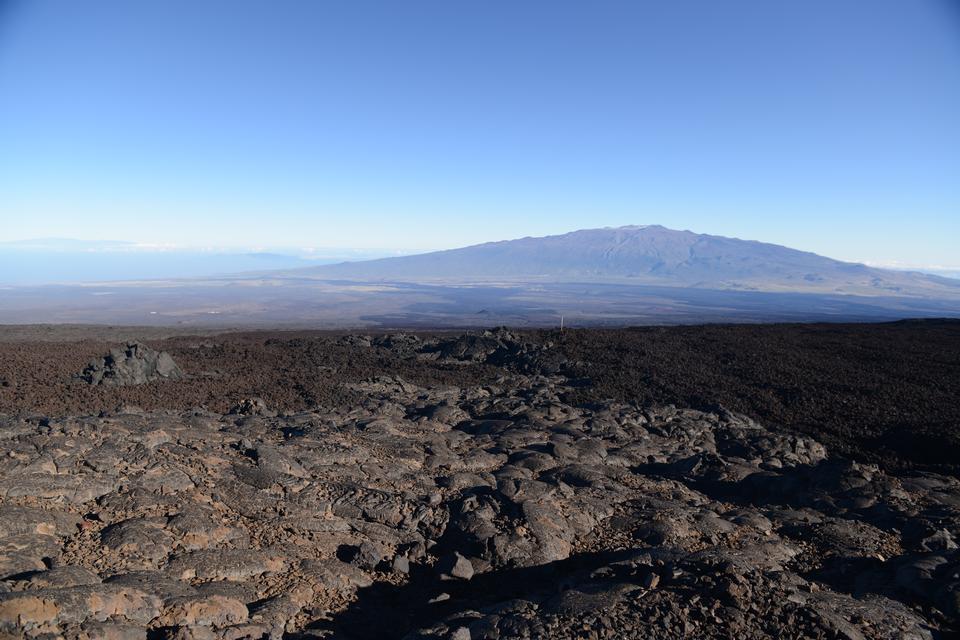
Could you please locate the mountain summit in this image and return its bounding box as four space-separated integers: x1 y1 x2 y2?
297 225 959 298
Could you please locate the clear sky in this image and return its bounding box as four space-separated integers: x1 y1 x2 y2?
1 0 958 266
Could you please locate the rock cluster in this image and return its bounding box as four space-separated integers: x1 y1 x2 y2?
419 328 572 375
79 342 185 386
0 332 956 638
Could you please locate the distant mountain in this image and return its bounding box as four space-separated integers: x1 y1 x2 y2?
3 227 958 326
293 225 960 298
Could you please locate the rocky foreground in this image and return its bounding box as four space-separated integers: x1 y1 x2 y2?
0 329 958 639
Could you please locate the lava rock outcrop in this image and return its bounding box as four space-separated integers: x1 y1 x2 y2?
79 342 185 386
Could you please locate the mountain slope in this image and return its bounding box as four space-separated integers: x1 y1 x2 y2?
294 225 960 298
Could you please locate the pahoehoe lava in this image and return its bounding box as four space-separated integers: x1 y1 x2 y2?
0 321 957 638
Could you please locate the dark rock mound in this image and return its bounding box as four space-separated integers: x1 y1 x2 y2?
228 397 275 417
422 327 570 374
79 342 185 386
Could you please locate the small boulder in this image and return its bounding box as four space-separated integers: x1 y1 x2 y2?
438 552 474 581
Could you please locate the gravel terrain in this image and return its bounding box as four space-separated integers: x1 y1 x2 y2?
0 322 957 638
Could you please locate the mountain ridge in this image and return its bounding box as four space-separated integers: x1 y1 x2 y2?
291 225 960 298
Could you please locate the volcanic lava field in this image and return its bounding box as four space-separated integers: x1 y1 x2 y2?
0 320 958 639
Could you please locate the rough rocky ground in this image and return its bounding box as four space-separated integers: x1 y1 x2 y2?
0 323 958 638
2 321 958 476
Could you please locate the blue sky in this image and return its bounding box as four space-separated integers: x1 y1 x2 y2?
1 0 958 266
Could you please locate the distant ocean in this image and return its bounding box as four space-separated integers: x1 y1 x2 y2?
0 249 314 284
